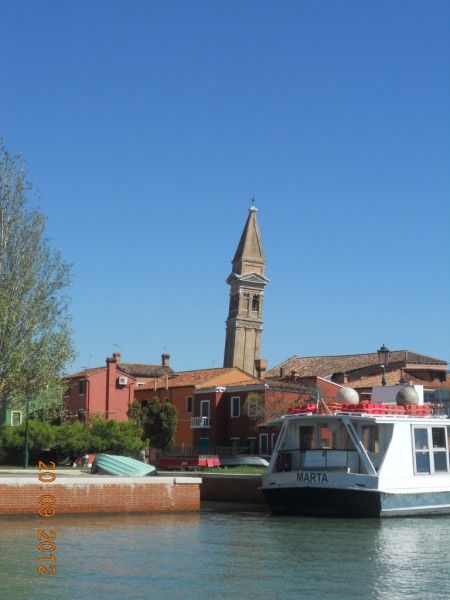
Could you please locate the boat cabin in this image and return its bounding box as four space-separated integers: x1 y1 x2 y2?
272 412 450 478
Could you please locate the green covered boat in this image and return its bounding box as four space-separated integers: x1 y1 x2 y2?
91 454 157 477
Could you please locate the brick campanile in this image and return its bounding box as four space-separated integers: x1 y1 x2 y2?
223 205 269 376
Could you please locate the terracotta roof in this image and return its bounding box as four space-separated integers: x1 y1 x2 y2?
67 363 173 379
136 367 257 391
66 366 105 378
118 363 173 378
266 350 448 379
344 369 450 390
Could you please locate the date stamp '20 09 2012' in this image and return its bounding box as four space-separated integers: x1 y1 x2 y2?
37 460 57 575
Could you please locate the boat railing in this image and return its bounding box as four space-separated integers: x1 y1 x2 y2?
275 448 363 474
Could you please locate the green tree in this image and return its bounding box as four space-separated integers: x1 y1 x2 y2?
88 415 147 456
127 399 145 428
0 139 75 409
143 398 177 453
56 421 91 462
0 420 55 465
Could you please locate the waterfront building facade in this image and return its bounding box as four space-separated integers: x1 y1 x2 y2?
64 352 173 422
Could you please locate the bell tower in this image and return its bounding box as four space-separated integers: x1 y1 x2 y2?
223 205 269 376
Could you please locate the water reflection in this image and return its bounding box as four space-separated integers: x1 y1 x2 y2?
1 511 450 599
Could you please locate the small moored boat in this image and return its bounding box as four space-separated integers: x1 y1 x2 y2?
219 456 269 467
261 384 450 517
92 454 157 477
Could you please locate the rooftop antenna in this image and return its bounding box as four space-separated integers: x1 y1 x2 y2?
81 355 93 370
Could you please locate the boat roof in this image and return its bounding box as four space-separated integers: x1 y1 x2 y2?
269 411 449 428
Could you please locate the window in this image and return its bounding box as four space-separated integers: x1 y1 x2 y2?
11 411 22 426
247 395 264 417
361 425 379 454
186 396 193 412
259 433 268 455
252 295 260 312
448 427 450 469
414 426 450 474
432 427 448 472
229 294 238 316
79 379 86 395
299 425 316 450
231 396 240 418
414 428 430 473
201 400 210 418
247 437 257 454
230 438 240 455
271 433 277 452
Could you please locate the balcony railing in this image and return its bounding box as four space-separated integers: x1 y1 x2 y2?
190 416 211 429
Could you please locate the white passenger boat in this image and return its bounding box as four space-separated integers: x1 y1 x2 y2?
261 384 450 517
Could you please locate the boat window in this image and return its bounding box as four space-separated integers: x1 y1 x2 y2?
361 425 379 454
414 428 428 450
448 427 450 469
340 424 356 451
432 427 448 472
414 428 431 474
319 423 337 449
432 427 446 449
299 426 316 449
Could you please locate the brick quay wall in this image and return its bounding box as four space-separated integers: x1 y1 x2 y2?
178 473 266 504
0 474 201 516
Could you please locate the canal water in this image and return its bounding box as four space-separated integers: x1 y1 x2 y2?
1 504 449 600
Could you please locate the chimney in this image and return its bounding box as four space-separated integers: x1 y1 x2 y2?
107 352 121 364
255 359 267 381
162 353 170 367
280 367 285 378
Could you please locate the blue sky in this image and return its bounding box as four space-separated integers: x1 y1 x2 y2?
1 0 449 373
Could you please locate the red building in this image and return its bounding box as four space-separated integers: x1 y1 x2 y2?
134 367 260 452
65 352 173 422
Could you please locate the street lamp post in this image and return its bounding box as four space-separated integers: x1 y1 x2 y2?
377 344 390 386
23 400 30 469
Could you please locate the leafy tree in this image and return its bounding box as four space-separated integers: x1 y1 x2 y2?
87 414 148 455
0 420 55 465
127 399 145 428
0 139 75 409
113 420 149 455
143 398 177 453
56 421 91 462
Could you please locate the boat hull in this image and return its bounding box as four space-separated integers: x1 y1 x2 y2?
262 486 450 518
92 454 157 477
